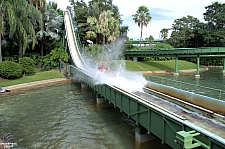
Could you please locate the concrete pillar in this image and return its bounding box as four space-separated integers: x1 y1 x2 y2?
195 56 200 78
135 126 155 145
133 57 138 62
81 82 89 90
174 56 179 76
223 57 225 76
96 94 106 104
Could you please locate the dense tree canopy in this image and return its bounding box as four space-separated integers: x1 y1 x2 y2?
70 0 124 45
1 0 225 63
203 1 225 46
169 2 225 48
169 15 200 48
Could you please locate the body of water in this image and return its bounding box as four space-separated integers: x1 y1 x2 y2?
157 67 225 90
1 67 223 149
0 82 167 149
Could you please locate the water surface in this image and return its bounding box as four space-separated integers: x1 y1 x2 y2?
0 82 167 149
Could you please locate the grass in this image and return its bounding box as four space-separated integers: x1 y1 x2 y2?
0 69 64 87
125 60 199 71
0 60 199 87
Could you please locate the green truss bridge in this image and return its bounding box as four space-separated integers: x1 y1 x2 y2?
125 47 225 77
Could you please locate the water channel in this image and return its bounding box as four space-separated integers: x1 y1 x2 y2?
0 67 224 149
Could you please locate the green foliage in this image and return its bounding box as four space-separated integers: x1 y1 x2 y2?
160 28 169 40
125 39 139 50
202 2 225 46
0 61 22 79
50 48 68 62
6 0 42 57
180 57 224 66
169 15 200 48
150 43 173 49
38 48 68 71
19 57 35 74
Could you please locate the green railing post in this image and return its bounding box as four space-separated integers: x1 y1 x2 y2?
146 74 224 100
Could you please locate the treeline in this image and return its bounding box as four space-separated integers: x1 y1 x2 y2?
168 2 225 48
1 0 225 69
0 0 67 62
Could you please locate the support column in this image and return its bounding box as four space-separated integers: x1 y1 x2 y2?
96 94 106 104
81 82 89 90
223 57 225 76
195 56 200 78
135 126 155 145
133 57 138 62
174 55 179 76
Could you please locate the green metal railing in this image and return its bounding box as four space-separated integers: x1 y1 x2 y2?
144 75 225 100
67 9 84 54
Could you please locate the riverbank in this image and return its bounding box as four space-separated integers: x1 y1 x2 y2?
141 67 208 75
0 78 70 96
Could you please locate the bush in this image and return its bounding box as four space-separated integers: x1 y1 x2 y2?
37 48 68 71
19 57 35 74
0 61 22 79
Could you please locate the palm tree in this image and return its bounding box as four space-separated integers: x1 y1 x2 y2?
146 35 154 46
132 6 151 47
107 18 120 43
99 10 113 46
160 28 168 40
36 1 63 56
87 10 119 46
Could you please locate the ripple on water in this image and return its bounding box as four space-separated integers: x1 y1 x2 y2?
0 82 168 149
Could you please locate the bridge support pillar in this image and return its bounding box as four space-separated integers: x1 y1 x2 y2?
133 57 138 62
135 126 155 145
223 57 225 76
81 82 89 90
174 56 179 76
195 56 200 78
96 94 106 104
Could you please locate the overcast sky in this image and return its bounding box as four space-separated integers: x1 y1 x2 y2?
51 0 223 40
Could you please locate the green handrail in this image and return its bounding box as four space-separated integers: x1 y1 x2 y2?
66 9 84 54
144 75 225 100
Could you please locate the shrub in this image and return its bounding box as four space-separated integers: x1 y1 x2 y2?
19 57 35 74
0 61 22 79
37 48 68 71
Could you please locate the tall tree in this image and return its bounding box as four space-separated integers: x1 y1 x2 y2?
160 28 168 40
70 0 88 42
132 6 151 47
107 16 120 43
203 2 225 46
36 1 63 55
146 35 154 46
169 15 200 48
27 0 46 11
0 0 42 60
87 10 120 45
